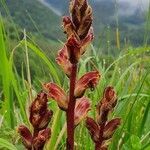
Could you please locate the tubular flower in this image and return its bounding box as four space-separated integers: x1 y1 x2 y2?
18 91 53 150
85 117 100 143
18 125 32 150
74 71 100 98
103 118 121 139
43 82 68 110
56 45 72 77
74 96 91 126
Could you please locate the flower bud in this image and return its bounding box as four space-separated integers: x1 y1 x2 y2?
56 45 72 77
33 128 51 150
74 71 100 98
18 125 32 150
74 96 91 126
103 118 121 139
85 117 100 143
43 82 68 110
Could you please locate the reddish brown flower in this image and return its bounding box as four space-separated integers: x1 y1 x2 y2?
85 117 100 143
74 71 100 98
33 128 51 150
56 45 72 77
103 118 121 139
66 35 81 64
18 125 32 150
74 96 91 126
43 82 68 110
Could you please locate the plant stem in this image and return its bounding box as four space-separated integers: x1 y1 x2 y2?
66 63 77 150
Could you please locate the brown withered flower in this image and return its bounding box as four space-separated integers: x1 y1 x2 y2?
85 87 121 150
18 91 53 150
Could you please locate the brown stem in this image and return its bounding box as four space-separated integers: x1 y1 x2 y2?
66 63 77 150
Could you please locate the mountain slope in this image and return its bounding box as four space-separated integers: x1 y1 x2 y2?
0 0 63 40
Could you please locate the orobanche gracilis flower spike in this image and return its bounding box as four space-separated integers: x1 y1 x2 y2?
44 0 100 149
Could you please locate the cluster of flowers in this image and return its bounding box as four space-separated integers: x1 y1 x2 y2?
18 0 121 149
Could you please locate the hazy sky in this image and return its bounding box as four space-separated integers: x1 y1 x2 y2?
120 0 149 8
95 0 149 8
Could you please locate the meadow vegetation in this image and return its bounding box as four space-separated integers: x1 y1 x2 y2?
0 0 150 150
